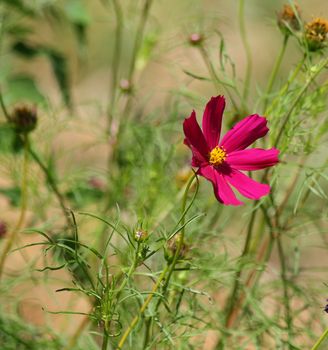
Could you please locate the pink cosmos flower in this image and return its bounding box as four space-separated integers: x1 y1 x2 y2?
183 95 279 206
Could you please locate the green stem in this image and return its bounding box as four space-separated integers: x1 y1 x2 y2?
127 0 153 81
223 207 256 326
159 173 197 293
111 0 153 147
0 89 10 122
0 90 71 229
276 234 292 340
280 54 306 97
239 0 252 101
142 317 152 350
0 134 29 280
28 146 72 228
107 0 123 128
217 57 328 347
311 328 328 350
116 265 170 350
263 35 289 113
274 57 328 148
199 45 240 113
114 244 140 304
102 331 109 350
99 0 125 258
102 0 153 221
116 173 197 349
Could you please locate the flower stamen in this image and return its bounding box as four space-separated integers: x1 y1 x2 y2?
209 146 226 166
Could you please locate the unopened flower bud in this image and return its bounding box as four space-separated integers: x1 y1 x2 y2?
134 229 148 242
305 18 328 52
165 234 188 262
277 4 301 35
188 33 203 46
11 105 37 134
119 79 132 93
88 177 106 191
324 299 328 313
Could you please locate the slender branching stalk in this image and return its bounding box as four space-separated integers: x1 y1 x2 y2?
239 0 252 101
262 35 289 113
198 44 240 113
0 134 29 280
274 57 328 148
217 56 328 347
28 147 72 228
107 0 123 127
116 265 170 350
276 233 293 342
310 328 328 350
116 173 197 349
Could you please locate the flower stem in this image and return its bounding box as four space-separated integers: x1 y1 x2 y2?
223 208 256 328
198 45 240 113
311 328 328 350
107 0 123 127
116 173 197 349
274 57 328 148
0 89 10 122
157 173 197 295
0 134 29 280
276 233 292 337
102 331 109 350
239 0 252 101
101 0 153 228
216 54 328 350
0 89 71 230
263 35 289 113
28 146 72 228
116 265 170 350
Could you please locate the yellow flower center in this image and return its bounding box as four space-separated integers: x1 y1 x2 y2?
209 146 226 166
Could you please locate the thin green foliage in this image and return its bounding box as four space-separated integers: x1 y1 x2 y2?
0 1 327 350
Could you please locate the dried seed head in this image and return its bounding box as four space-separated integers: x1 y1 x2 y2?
277 4 301 35
188 33 203 46
0 221 7 239
134 229 148 242
11 105 37 134
305 18 328 51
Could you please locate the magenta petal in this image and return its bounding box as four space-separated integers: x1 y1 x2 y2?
184 138 207 167
220 114 269 153
183 111 209 163
202 96 225 149
225 169 270 200
198 165 243 206
227 148 279 171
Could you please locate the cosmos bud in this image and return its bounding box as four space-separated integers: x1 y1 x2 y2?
277 4 301 35
188 33 204 46
88 177 106 191
165 233 188 262
119 79 132 93
11 105 37 134
134 229 148 242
